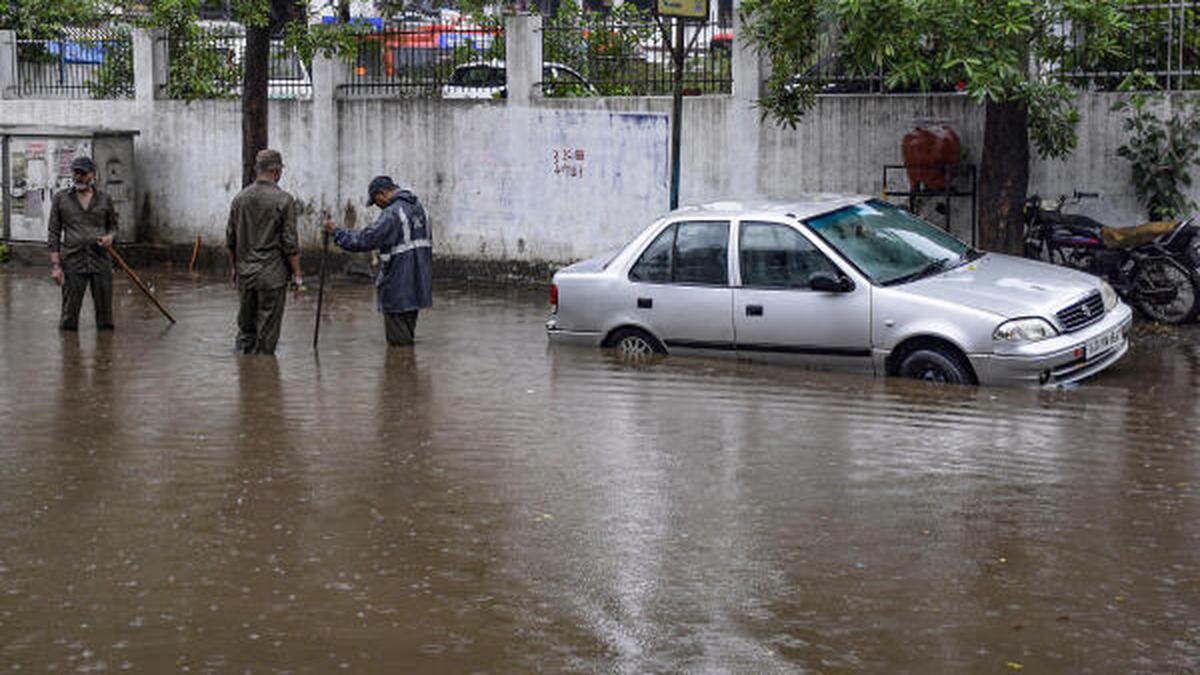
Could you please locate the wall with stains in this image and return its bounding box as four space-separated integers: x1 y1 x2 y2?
0 24 1190 266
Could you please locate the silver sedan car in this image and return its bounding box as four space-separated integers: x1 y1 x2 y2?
546 196 1133 386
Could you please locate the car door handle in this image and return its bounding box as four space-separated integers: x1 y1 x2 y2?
637 297 653 309
745 304 764 317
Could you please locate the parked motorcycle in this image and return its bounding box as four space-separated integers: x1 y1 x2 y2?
1023 191 1200 324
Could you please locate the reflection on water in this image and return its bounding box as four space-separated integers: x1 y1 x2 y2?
0 267 1198 672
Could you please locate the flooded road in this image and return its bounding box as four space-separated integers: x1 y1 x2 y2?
1 265 1198 673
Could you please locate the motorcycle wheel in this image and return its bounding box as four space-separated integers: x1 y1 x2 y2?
1132 257 1200 325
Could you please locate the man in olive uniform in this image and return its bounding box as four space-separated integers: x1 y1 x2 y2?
226 149 302 355
47 155 119 331
322 176 433 346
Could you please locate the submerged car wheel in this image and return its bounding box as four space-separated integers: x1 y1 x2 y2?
609 327 664 361
898 348 973 385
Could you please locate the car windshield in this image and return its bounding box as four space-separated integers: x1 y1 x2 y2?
806 200 973 285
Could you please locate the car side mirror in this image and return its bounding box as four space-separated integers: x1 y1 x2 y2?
810 271 854 293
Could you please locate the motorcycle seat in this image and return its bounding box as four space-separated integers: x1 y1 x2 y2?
1041 212 1105 230
1101 221 1178 249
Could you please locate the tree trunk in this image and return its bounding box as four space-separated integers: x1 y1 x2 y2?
977 99 1030 254
241 0 300 188
241 24 270 188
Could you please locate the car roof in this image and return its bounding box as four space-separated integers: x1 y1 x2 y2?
669 194 873 221
451 60 583 72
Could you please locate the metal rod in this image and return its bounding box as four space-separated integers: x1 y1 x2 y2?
669 18 684 210
313 227 330 350
2 136 10 241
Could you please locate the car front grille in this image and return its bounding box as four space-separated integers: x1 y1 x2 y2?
1056 291 1106 333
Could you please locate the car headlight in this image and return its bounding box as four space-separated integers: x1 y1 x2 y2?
1099 279 1119 312
993 317 1059 342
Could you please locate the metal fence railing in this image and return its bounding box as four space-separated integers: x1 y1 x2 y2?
161 28 311 100
339 23 504 98
1057 1 1200 91
541 16 733 97
15 27 134 99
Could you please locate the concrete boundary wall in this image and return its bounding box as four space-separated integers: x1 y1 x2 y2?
0 19 1193 270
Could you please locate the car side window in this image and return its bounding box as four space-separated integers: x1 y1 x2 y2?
739 221 838 288
674 221 729 285
629 224 675 282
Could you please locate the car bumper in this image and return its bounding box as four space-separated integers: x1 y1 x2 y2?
545 319 604 347
970 304 1134 387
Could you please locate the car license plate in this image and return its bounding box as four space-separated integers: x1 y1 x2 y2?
1085 328 1122 360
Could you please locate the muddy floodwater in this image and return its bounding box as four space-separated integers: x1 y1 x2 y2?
1 265 1198 673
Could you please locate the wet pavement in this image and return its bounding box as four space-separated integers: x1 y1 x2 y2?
1 265 1198 673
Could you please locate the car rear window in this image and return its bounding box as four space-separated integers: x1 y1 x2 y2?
629 221 730 285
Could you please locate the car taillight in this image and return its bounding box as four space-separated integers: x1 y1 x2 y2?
550 283 558 309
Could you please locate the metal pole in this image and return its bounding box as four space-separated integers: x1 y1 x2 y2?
2 136 10 241
313 227 330 350
669 18 684 210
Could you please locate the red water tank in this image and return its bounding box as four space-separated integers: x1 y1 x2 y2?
901 123 961 192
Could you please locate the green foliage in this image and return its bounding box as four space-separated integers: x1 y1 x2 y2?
85 32 135 98
0 242 10 264
166 28 243 100
543 0 658 97
740 0 1131 157
1021 79 1079 159
279 18 363 65
736 0 819 126
0 0 103 37
1113 73 1200 220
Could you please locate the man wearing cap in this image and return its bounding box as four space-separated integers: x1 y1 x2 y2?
322 176 432 346
47 155 119 331
226 149 302 355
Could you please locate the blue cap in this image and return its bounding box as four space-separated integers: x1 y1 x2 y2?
70 156 96 173
366 175 398 206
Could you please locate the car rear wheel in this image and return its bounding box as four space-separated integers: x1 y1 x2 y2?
608 327 664 361
897 348 973 385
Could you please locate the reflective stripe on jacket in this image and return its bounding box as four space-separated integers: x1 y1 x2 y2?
333 190 433 314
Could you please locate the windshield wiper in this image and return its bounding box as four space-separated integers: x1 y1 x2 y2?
946 248 983 270
886 257 952 286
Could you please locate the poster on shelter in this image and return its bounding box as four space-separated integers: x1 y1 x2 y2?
6 137 91 241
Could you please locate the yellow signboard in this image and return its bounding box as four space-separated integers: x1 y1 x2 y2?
656 0 709 20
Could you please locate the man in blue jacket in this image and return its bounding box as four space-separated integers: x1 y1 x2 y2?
323 176 433 346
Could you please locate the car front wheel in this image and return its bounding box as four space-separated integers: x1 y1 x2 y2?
897 348 973 385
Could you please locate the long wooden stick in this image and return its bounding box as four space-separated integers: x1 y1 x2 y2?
188 235 202 271
109 247 177 324
313 228 330 349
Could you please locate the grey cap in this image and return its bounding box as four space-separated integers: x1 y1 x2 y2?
254 148 283 173
70 156 96 173
366 175 398 206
